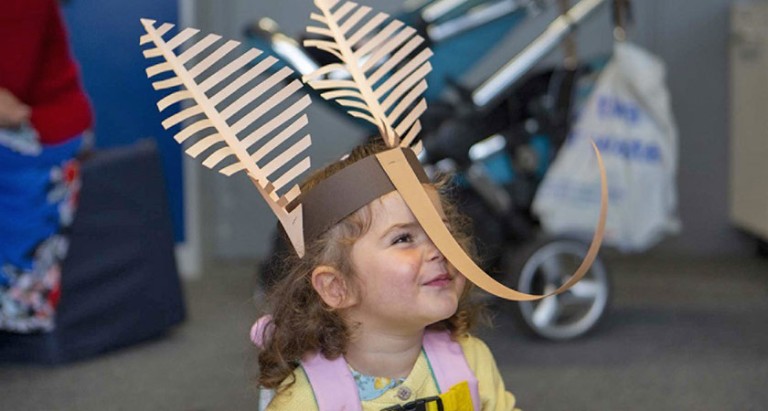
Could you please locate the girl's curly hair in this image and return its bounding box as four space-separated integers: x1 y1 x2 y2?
257 141 485 390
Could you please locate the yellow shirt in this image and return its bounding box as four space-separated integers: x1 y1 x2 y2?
266 335 519 411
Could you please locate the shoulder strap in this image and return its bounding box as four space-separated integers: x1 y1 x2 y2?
251 315 360 410
301 350 362 411
422 330 482 411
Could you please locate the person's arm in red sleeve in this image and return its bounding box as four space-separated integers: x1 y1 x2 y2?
0 88 30 128
28 0 93 145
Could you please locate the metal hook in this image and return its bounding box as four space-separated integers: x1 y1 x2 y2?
612 0 632 42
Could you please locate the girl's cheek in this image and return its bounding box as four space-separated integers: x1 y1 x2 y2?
453 273 467 290
457 275 467 288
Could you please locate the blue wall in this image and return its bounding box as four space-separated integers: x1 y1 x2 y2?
62 0 184 242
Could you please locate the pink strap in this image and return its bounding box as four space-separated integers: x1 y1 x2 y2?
423 330 481 411
250 315 360 410
251 315 361 410
302 350 362 411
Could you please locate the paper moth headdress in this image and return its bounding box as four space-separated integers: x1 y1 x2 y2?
139 0 607 301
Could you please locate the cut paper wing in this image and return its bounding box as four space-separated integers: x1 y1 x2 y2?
140 18 311 256
302 0 431 151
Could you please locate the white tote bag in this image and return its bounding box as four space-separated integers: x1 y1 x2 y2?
532 42 680 252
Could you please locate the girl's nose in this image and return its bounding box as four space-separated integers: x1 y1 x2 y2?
425 238 444 262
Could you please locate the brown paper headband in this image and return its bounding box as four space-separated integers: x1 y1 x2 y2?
139 0 608 302
293 147 429 243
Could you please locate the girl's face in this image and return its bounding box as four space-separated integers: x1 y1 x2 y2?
345 189 466 335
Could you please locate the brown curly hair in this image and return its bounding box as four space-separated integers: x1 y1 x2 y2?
257 141 485 390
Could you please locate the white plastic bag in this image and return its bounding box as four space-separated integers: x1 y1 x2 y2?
532 42 680 252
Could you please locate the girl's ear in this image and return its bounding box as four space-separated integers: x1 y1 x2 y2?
311 266 357 309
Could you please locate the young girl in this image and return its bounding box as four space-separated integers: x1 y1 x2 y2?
253 142 519 411
139 2 604 408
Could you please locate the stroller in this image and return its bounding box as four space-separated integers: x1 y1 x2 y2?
251 0 629 341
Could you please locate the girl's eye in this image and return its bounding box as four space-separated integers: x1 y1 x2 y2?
392 233 413 245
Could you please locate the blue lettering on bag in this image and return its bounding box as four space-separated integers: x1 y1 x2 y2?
564 130 662 164
597 95 641 124
593 135 662 164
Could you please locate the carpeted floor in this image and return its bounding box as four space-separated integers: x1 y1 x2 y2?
1 254 767 410
487 255 768 411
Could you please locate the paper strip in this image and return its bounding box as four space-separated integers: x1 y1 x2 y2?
375 144 608 301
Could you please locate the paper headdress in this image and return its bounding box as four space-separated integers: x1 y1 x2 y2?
139 0 607 301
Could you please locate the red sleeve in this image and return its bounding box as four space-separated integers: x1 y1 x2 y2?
28 0 93 145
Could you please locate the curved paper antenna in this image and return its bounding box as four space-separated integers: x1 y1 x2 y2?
375 142 609 301
302 0 431 150
140 18 311 256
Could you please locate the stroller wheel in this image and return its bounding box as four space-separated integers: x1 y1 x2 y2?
501 236 611 340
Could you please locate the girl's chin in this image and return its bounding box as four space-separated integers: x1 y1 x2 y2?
425 300 460 323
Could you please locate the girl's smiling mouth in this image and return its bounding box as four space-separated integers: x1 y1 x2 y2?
423 273 452 287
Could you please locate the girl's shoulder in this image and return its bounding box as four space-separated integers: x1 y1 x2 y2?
265 367 317 411
456 334 495 366
456 334 520 411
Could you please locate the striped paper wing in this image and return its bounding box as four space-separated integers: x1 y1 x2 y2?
140 18 311 256
302 0 431 151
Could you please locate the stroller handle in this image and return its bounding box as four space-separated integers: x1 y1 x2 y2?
472 0 608 109
244 18 319 76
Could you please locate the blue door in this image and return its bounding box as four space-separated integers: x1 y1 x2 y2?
63 0 185 242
